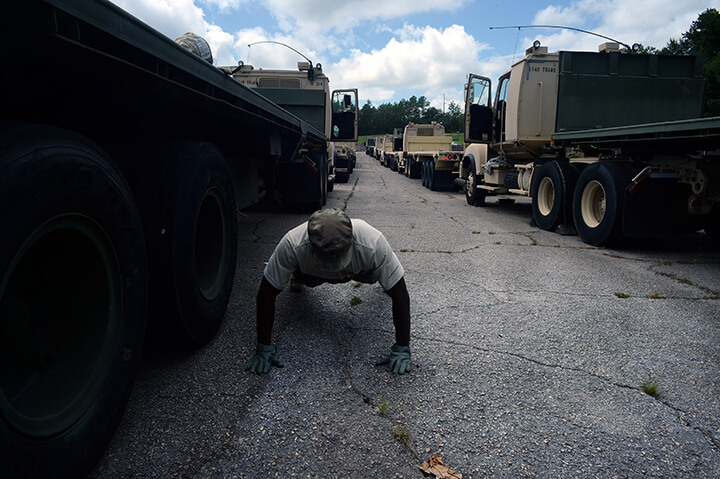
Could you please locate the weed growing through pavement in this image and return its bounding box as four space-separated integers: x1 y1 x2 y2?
353 282 362 288
642 377 661 398
378 396 391 416
614 292 630 299
391 423 412 449
645 292 667 299
350 296 362 306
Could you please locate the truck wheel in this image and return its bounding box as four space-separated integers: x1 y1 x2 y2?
429 162 437 191
410 160 421 179
531 161 577 231
0 125 147 478
421 161 427 187
573 162 634 246
465 161 486 206
134 141 237 349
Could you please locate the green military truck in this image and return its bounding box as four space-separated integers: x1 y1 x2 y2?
460 41 720 246
0 1 357 477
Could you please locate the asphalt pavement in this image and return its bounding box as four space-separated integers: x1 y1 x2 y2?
91 152 720 478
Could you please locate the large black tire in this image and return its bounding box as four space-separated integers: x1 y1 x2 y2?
0 124 147 479
572 162 634 246
465 161 486 206
531 161 578 231
132 141 238 349
421 161 427 187
429 161 437 191
409 159 421 179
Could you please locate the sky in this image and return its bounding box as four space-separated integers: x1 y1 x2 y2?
110 0 719 111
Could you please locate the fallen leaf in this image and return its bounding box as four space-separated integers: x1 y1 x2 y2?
419 454 462 479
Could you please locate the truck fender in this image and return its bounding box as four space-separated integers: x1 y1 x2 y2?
462 143 488 176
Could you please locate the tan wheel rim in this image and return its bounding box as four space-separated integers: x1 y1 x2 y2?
581 180 605 228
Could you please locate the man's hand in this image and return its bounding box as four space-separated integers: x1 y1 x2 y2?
245 343 284 374
376 344 411 374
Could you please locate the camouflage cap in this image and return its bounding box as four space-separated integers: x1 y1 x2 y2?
307 208 353 272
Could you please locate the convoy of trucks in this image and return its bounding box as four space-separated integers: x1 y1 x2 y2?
0 1 357 477
459 41 720 246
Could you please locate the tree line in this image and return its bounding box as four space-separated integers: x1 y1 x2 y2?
359 96 464 137
638 7 719 116
360 8 720 137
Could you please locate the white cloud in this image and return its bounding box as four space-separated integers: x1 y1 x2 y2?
530 0 720 52
112 0 206 40
263 0 466 34
329 24 488 105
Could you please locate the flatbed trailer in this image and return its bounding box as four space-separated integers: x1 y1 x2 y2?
0 1 342 477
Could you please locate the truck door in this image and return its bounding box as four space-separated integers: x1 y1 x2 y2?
494 73 510 143
464 74 492 143
331 89 359 142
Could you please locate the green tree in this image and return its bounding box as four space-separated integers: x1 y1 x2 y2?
662 8 720 115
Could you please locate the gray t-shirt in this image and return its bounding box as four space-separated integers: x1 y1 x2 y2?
263 219 404 291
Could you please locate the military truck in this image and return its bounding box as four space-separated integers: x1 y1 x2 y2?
225 61 358 197
0 1 358 477
460 41 720 245
333 141 356 183
402 122 461 190
365 137 377 157
374 135 385 161
376 133 392 166
383 128 404 172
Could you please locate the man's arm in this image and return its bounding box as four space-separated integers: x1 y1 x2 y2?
245 276 284 374
257 276 282 345
386 277 410 346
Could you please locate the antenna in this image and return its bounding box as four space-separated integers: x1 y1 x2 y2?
489 25 633 52
247 41 319 80
247 41 314 65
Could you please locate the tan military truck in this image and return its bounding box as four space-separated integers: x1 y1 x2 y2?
333 141 356 182
380 128 404 171
377 133 392 166
402 121 460 190
226 61 358 200
460 41 720 245
374 135 385 161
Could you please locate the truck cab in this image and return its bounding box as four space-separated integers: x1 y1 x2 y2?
465 43 559 161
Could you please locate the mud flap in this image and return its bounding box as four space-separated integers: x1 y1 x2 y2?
622 173 677 237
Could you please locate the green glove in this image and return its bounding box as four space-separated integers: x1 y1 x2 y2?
245 343 284 374
376 344 411 374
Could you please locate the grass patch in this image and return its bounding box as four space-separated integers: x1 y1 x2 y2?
391 423 412 449
614 292 630 299
353 282 362 288
350 296 362 306
645 292 666 299
378 396 391 416
641 377 661 398
436 249 453 254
